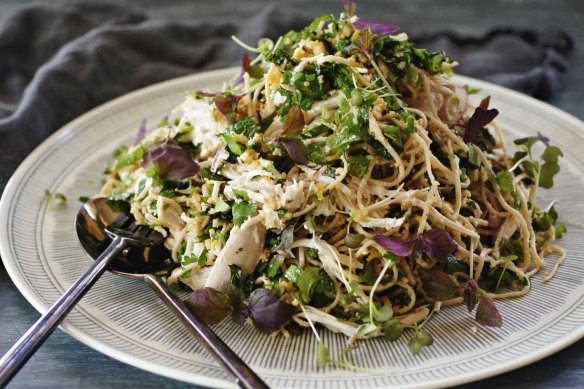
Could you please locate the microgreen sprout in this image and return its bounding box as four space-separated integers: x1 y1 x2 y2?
44 189 67 211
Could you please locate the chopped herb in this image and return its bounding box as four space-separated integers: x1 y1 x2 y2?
468 145 481 168
383 319 405 341
347 154 372 178
307 248 318 260
233 188 250 201
209 199 231 215
297 266 322 303
464 85 481 95
232 201 257 226
267 259 282 278
317 341 331 368
555 224 567 239
283 264 302 284
227 117 259 138
223 133 244 156
115 146 144 169
45 190 67 210
495 171 514 193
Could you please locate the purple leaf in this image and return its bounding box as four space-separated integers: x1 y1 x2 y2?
478 95 491 110
537 131 550 146
353 18 400 37
280 105 305 137
197 91 218 98
184 287 231 325
279 138 309 164
421 228 458 261
341 0 356 15
374 234 415 257
463 96 499 144
248 288 297 332
475 293 503 327
214 93 241 124
515 131 550 147
354 24 376 53
273 106 307 163
140 151 152 169
418 268 458 301
149 144 199 180
135 119 147 144
462 280 480 313
235 52 251 86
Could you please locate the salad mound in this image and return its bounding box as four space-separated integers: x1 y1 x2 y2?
100 2 565 360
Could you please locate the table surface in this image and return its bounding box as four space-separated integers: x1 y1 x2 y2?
1 0 583 388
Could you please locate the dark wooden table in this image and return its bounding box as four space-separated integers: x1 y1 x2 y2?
1 0 583 388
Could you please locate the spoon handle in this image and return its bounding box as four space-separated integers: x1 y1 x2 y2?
0 236 127 386
143 274 270 389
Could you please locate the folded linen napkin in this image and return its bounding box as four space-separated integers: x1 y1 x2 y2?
0 2 573 195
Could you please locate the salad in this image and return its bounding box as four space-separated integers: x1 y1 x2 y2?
99 1 566 362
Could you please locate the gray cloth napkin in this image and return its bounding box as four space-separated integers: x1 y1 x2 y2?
0 2 573 195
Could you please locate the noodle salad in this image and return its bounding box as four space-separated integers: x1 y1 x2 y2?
99 2 566 362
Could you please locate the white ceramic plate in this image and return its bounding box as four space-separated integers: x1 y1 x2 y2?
2 68 584 389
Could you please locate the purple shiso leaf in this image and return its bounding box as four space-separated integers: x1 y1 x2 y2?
134 119 147 144
210 145 226 174
354 25 375 53
213 93 242 124
418 268 458 301
421 228 458 261
341 0 356 15
280 105 305 137
184 287 231 325
374 234 415 257
248 288 297 332
140 152 152 168
537 131 550 146
478 95 491 110
149 144 199 180
197 91 218 97
353 18 400 37
463 96 499 144
463 280 480 313
235 52 251 86
279 138 309 164
475 293 503 327
273 106 308 164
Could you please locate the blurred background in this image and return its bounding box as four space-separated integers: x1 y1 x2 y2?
0 0 582 113
0 0 581 114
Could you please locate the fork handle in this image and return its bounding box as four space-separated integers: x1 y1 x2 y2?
143 274 270 389
0 236 127 386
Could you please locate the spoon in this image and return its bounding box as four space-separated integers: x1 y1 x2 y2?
0 198 268 389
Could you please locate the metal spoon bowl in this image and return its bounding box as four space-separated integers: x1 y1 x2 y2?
0 198 268 389
75 197 175 277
